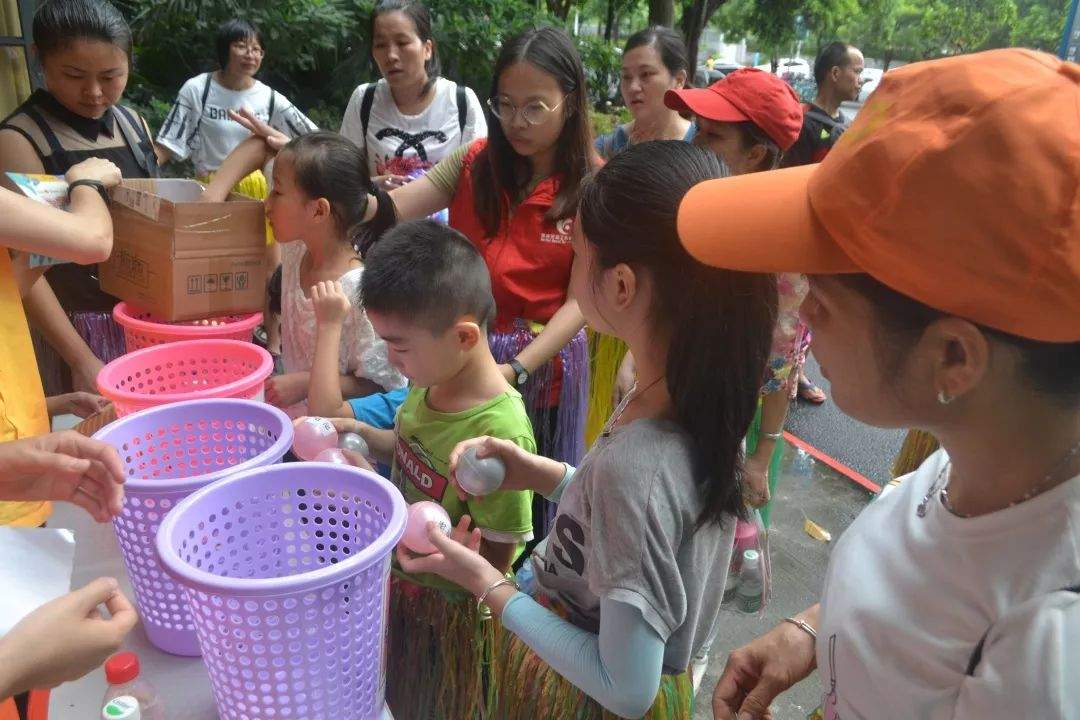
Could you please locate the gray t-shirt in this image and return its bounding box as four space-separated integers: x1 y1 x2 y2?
530 418 736 673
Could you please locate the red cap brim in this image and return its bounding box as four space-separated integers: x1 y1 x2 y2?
664 87 750 123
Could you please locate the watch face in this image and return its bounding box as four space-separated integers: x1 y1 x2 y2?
517 372 528 385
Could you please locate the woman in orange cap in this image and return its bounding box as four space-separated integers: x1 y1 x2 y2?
678 49 1080 720
666 69 811 524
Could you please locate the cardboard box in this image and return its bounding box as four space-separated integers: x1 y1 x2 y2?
99 179 267 321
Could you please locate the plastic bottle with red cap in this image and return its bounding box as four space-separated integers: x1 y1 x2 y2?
102 653 164 720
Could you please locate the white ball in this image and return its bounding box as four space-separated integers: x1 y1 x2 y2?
456 446 505 496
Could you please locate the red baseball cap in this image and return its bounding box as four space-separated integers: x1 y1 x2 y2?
678 49 1080 343
665 68 804 151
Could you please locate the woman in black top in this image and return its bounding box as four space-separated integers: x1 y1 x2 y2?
0 0 157 394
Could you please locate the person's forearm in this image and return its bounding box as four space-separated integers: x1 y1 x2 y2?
0 185 112 263
201 136 272 202
500 594 666 718
307 324 348 418
25 278 98 370
0 639 25 699
752 388 790 459
361 427 397 465
515 298 585 374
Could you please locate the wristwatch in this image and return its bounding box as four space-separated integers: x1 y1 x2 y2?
508 358 530 388
67 179 109 204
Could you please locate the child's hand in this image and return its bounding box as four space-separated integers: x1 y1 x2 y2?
265 372 309 408
311 281 351 326
0 577 137 696
396 515 503 597
46 392 110 419
229 108 291 153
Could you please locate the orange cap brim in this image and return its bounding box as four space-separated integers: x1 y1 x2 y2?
678 164 860 274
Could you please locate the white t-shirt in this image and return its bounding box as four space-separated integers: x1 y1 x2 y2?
279 242 406 417
816 449 1080 719
157 73 316 176
339 77 486 177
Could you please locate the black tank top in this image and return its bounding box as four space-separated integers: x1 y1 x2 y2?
1 90 160 312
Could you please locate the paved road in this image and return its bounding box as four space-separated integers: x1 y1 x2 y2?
693 443 875 719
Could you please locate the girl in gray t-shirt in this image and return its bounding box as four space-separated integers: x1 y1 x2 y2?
397 140 778 719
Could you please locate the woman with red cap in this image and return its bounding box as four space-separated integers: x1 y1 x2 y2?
665 69 809 524
678 49 1080 720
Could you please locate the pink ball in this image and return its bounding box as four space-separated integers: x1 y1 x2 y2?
314 447 349 464
402 501 452 555
293 417 338 460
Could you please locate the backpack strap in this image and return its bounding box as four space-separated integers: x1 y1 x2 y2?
186 73 213 147
359 83 377 141
803 104 842 130
113 105 158 177
456 85 468 135
965 584 1080 676
268 89 277 122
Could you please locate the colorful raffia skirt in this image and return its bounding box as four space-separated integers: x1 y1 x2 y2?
385 575 497 720
492 594 694 720
489 320 589 537
584 330 629 448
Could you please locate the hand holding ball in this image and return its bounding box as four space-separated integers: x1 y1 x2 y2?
456 446 506 496
338 432 370 456
292 417 338 460
402 501 452 555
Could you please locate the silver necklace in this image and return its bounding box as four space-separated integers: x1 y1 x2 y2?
600 374 666 438
917 440 1080 518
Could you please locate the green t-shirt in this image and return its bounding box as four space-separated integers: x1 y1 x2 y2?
392 385 536 589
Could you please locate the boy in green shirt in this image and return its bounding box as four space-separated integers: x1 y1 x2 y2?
310 219 535 718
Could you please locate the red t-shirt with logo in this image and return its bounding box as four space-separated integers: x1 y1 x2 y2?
448 139 574 331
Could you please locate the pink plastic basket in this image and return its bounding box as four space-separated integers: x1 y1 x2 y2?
114 302 262 352
97 339 273 417
93 399 294 656
156 463 407 720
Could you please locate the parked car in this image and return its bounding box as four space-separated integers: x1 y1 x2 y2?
859 68 885 102
694 62 743 87
774 57 811 80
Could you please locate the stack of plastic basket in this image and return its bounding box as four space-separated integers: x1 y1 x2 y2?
156 463 407 719
97 339 273 417
93 399 294 655
114 301 262 352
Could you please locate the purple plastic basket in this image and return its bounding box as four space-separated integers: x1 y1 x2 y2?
93 399 294 656
156 463 408 720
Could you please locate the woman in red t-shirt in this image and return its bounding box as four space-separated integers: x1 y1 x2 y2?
210 25 599 535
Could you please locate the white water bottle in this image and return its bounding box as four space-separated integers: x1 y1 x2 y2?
735 549 764 614
102 653 165 720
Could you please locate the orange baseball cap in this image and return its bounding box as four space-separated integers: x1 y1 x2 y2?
678 49 1080 342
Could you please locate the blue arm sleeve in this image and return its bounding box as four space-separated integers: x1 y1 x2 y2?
501 592 665 718
544 463 575 503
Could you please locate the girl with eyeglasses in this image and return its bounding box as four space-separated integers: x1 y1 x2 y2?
209 25 597 502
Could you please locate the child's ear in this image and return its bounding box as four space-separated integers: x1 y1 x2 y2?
310 197 333 224
454 320 482 351
611 262 638 310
